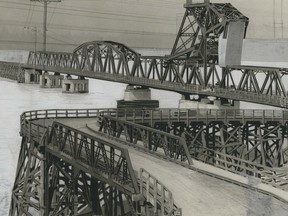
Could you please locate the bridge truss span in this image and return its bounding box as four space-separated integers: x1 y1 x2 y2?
24 48 288 109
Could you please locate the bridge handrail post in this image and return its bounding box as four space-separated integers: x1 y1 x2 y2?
150 110 153 126
29 121 32 142
186 109 189 125
133 109 136 123
180 137 193 165
168 109 171 125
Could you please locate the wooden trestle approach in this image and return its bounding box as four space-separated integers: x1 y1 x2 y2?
4 1 288 215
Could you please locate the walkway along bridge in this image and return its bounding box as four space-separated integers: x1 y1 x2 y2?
4 1 288 215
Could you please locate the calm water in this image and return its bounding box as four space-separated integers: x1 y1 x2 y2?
0 77 285 215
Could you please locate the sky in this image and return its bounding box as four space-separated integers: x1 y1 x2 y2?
0 0 286 52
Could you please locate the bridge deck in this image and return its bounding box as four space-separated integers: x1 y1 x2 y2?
34 117 288 216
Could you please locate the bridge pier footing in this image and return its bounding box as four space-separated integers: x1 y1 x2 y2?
62 75 89 93
39 72 64 88
117 85 159 109
24 69 40 84
179 96 240 109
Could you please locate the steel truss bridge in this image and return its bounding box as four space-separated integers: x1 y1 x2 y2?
5 1 288 215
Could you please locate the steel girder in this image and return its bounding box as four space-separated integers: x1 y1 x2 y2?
48 121 140 195
97 115 192 165
43 154 137 216
171 2 248 60
113 108 287 167
25 46 288 108
25 50 288 108
10 137 43 215
221 66 287 97
10 121 142 215
147 120 285 167
169 2 248 87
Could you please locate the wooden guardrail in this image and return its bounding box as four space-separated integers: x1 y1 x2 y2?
94 115 193 165
117 108 287 125
139 168 182 216
189 143 288 190
20 108 117 136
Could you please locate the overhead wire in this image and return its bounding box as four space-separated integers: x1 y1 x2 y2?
27 3 36 27
48 2 58 26
0 4 175 26
0 0 179 47
24 1 32 27
0 0 178 24
0 2 175 34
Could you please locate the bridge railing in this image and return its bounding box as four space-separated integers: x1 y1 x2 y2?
214 87 288 108
20 108 288 142
20 108 117 136
116 108 287 125
139 168 182 216
94 115 193 165
189 143 288 190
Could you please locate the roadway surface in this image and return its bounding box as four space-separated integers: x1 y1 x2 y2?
35 118 288 216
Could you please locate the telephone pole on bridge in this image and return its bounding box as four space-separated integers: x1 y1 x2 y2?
30 0 61 52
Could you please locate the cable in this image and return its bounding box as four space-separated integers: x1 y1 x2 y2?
0 1 179 24
48 30 80 44
27 4 35 27
24 2 32 27
0 4 176 26
48 2 58 26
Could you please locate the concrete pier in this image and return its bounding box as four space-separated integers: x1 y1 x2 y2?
39 72 64 88
123 85 151 101
24 69 40 84
117 85 159 109
179 96 240 109
62 75 89 93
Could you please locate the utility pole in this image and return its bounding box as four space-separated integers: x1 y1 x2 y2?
30 0 61 51
24 26 38 72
